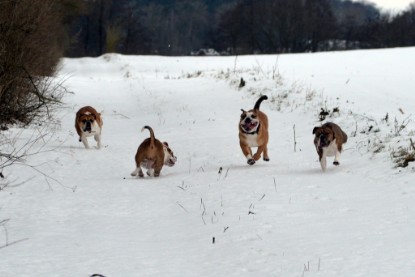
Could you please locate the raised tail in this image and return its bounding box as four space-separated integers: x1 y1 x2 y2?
141 125 155 148
254 95 268 110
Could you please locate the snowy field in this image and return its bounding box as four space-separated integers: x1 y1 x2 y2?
1 47 415 277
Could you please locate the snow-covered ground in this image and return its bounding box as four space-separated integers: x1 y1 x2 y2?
1 47 415 277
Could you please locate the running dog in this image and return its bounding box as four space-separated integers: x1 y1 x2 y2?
131 126 177 177
312 122 348 171
75 106 103 149
239 95 269 165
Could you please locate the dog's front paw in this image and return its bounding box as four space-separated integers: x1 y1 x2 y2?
247 159 255 165
333 161 340 166
263 157 270 162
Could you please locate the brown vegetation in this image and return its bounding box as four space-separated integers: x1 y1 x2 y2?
0 0 68 125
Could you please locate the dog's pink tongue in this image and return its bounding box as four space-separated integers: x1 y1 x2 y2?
243 123 251 130
246 122 258 130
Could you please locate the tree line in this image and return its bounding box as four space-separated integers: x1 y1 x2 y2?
62 0 415 57
1 0 414 126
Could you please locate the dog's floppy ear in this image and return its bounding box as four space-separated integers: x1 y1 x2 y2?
163 142 169 147
312 127 319 134
240 109 246 113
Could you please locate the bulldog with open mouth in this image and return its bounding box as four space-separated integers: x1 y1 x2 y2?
312 122 348 171
239 95 269 165
131 126 177 178
75 106 103 149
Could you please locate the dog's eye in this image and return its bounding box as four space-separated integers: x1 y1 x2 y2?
82 120 86 123
241 114 246 119
252 114 257 118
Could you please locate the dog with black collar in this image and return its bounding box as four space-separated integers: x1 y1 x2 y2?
238 95 269 165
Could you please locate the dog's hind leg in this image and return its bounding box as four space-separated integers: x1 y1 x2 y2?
131 167 142 177
263 145 270 161
146 168 154 177
253 145 268 161
153 159 164 177
132 153 145 177
131 167 144 177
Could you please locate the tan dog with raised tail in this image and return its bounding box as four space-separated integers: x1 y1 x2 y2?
131 126 177 178
239 95 269 165
75 106 103 149
312 122 348 171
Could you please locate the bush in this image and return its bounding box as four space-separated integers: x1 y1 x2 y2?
0 0 66 126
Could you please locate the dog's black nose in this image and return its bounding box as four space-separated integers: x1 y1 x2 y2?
245 117 251 123
85 121 92 131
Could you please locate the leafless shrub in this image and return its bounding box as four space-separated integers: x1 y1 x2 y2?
319 108 330 121
305 88 316 102
394 115 412 136
0 0 67 126
270 92 289 111
391 146 415 168
182 70 203 79
0 123 76 191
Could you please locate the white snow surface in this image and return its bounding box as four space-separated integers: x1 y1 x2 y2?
1 47 415 277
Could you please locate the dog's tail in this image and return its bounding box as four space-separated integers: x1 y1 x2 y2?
343 130 348 144
254 95 268 110
142 125 155 148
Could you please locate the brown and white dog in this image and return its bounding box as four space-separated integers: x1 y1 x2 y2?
131 126 177 178
75 106 103 149
239 95 269 165
312 122 348 171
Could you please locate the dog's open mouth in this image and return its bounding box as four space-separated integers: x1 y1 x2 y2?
242 121 258 132
83 127 95 133
318 141 329 150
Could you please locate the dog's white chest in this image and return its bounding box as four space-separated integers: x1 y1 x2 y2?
323 140 337 157
245 134 259 147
